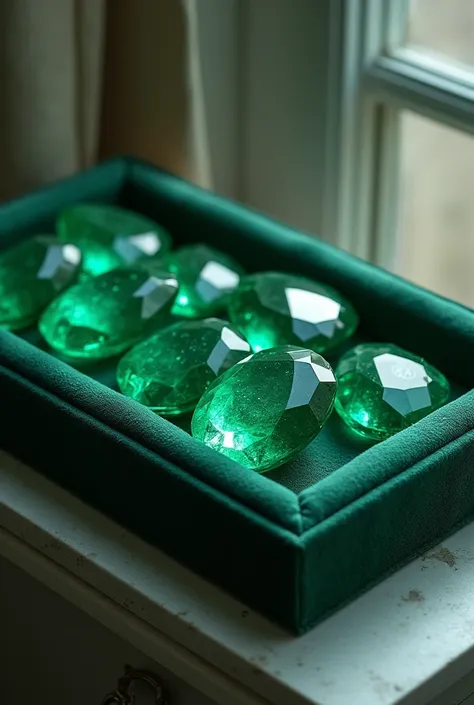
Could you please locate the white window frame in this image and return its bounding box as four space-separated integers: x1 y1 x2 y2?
193 0 474 270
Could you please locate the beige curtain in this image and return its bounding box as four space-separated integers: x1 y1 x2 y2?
0 0 206 201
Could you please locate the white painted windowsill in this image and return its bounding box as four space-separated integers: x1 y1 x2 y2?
2 449 474 705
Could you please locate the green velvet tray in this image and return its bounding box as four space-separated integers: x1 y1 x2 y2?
1 156 474 634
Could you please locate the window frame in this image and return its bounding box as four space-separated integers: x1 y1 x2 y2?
194 0 474 271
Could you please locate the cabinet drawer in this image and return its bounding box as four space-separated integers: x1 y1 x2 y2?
0 556 216 705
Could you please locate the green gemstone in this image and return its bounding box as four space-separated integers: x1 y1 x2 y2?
117 318 251 416
228 272 359 354
335 343 450 441
192 346 337 472
163 244 244 318
0 236 81 330
57 203 172 277
39 266 178 360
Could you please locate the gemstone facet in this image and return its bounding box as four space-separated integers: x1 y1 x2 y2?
192 346 337 472
39 266 178 360
335 343 450 441
117 318 251 416
0 236 82 330
57 203 172 277
163 244 244 318
228 272 358 354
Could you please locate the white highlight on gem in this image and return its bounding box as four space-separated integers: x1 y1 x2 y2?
375 352 432 416
223 431 235 448
133 276 178 319
286 288 342 340
201 261 240 290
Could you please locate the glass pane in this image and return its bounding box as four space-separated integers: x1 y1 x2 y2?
396 111 474 307
407 0 474 69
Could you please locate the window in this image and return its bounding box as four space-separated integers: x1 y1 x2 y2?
203 1 474 308
397 111 474 304
405 0 474 69
358 0 474 307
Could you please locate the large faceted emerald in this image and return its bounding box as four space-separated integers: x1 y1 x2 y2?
335 343 450 441
228 272 358 354
117 318 251 416
0 236 81 330
39 266 178 360
57 203 172 277
191 346 337 472
163 244 244 318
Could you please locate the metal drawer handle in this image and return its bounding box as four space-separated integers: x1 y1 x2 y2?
101 664 168 704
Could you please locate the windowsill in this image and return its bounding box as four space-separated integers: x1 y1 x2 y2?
2 449 474 705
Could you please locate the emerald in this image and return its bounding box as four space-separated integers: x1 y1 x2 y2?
39 266 178 360
335 343 450 441
228 272 358 354
0 236 81 331
192 346 337 472
117 318 251 416
57 203 172 277
163 244 244 318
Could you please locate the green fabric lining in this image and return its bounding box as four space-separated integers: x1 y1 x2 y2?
298 428 474 632
0 366 302 629
0 331 302 534
1 155 474 633
298 390 474 530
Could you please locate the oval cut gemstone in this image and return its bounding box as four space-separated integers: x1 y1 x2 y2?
192 346 337 472
57 203 172 277
228 272 358 354
39 266 178 360
163 244 244 318
0 235 81 330
335 343 450 441
117 318 251 416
